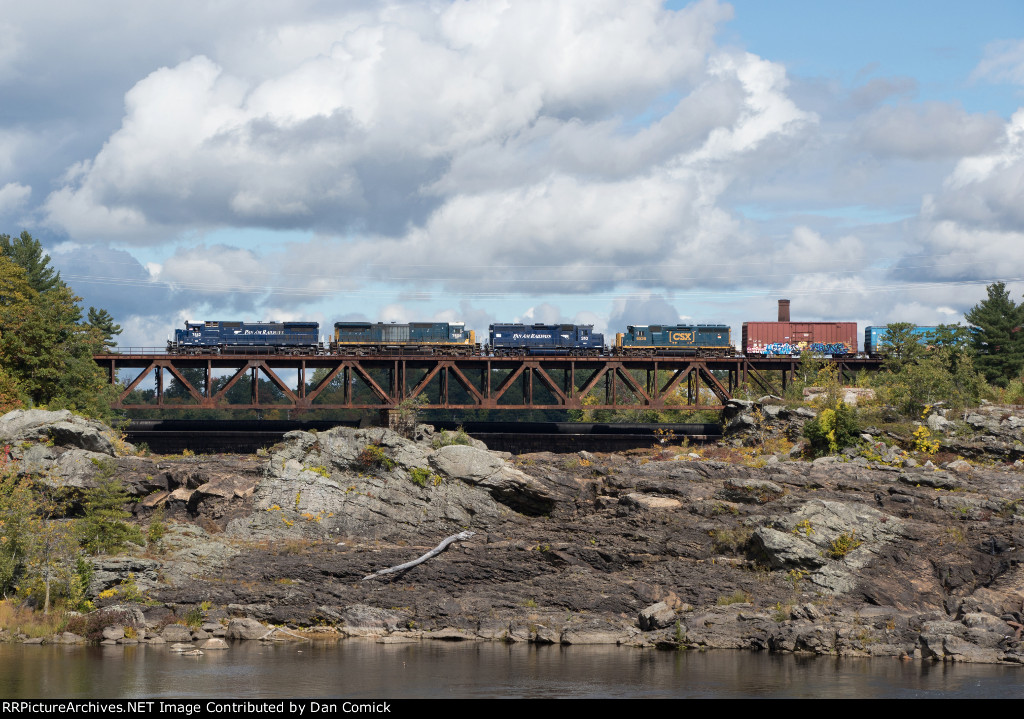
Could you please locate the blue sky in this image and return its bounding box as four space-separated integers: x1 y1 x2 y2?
1 0 1022 348
721 1 1024 115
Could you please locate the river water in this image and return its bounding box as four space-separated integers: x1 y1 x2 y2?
1 641 1022 699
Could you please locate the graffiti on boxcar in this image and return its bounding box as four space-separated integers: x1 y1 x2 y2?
752 341 849 356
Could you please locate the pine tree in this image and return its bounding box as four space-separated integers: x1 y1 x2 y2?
0 231 63 294
880 322 928 372
86 307 122 353
78 462 142 556
964 282 1024 387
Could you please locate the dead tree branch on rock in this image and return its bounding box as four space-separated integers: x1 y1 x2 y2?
362 531 476 580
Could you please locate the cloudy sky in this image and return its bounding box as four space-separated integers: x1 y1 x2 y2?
2 0 1023 348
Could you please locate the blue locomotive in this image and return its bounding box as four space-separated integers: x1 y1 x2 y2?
168 321 322 354
616 324 732 357
488 323 605 356
331 322 478 356
864 326 938 356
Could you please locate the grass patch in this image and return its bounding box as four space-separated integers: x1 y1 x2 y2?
709 527 753 555
716 590 752 606
0 600 67 638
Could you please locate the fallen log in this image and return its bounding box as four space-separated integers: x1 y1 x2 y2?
362 531 476 580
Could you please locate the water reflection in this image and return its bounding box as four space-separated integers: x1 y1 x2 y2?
0 641 1020 699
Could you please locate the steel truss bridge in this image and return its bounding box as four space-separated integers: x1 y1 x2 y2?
95 352 883 413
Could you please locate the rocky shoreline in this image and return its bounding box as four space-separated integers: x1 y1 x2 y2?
2 406 1023 664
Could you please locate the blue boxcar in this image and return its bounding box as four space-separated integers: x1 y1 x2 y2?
169 321 321 354
616 324 732 356
489 323 604 356
332 322 477 355
864 326 938 356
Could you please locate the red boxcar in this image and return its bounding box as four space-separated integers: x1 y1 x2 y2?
742 322 858 357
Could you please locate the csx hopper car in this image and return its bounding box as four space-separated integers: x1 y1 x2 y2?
488 323 605 356
331 322 478 356
168 321 322 355
615 324 732 357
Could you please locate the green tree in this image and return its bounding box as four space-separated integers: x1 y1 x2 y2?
0 454 36 597
871 344 984 416
86 307 122 353
23 519 78 614
21 474 79 614
879 322 928 372
0 231 63 294
78 462 142 556
965 282 1024 387
931 323 972 350
0 258 115 418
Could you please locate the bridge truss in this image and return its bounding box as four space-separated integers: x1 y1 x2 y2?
95 353 883 413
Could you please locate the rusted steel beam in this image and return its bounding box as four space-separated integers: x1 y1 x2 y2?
305 361 346 404
528 363 569 405
210 363 253 404
158 360 204 403
446 362 485 405
491 362 528 403
613 366 651 406
656 364 692 403
349 363 393 404
576 364 612 402
98 353 883 412
409 362 445 400
256 362 301 405
116 361 158 401
695 362 731 403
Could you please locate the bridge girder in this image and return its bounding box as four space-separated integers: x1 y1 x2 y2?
95 353 883 412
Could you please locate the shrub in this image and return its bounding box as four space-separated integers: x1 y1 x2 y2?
409 467 433 487
147 506 166 551
709 527 753 555
183 607 204 629
431 428 472 450
825 531 863 559
357 444 395 472
802 401 859 457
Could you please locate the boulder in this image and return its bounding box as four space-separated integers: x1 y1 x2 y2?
0 409 119 456
161 624 194 643
430 445 556 515
101 626 124 641
751 527 826 570
198 638 229 650
639 602 677 631
927 414 953 433
226 618 268 640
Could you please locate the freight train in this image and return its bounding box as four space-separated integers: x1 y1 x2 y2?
168 321 322 355
165 300 938 358
489 324 604 356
